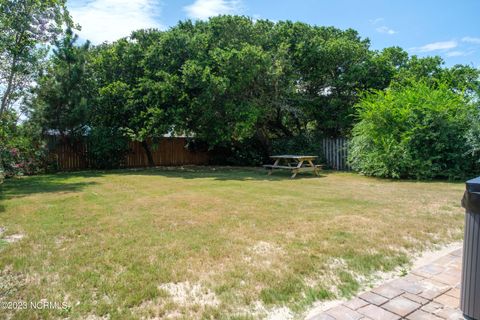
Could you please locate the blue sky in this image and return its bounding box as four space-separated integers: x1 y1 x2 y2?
68 0 480 67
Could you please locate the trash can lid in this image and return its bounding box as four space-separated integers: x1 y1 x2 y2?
466 177 480 192
463 177 480 213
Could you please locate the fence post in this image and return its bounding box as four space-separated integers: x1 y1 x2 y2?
321 137 350 171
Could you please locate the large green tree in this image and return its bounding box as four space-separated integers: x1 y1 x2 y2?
90 30 171 166
0 0 73 118
140 17 393 151
27 15 480 170
30 28 91 140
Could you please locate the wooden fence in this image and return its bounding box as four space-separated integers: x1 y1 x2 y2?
47 136 210 171
47 135 350 171
320 137 351 171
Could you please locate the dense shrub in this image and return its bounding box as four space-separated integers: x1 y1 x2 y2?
0 140 50 179
466 111 480 166
208 133 329 166
210 138 267 166
271 133 326 163
349 81 478 179
87 127 130 169
0 115 51 182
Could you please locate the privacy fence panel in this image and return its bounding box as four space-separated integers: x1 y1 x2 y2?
47 136 209 171
321 137 351 171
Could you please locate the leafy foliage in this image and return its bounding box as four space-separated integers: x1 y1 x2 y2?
349 80 477 179
31 28 91 138
12 14 480 176
271 133 326 162
465 108 480 165
87 127 129 169
209 139 267 166
0 0 73 180
0 0 73 117
85 17 387 166
0 112 50 180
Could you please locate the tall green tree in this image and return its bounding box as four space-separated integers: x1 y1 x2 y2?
27 15 479 169
31 28 91 140
90 30 170 166
0 0 73 118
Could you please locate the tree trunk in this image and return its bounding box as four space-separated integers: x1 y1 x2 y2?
0 60 16 117
1 26 24 118
141 140 155 167
274 108 293 137
255 128 272 161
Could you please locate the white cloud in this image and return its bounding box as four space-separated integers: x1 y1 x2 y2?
462 36 480 44
69 0 164 44
183 0 242 20
369 18 396 35
445 50 474 57
416 40 457 52
445 51 466 57
369 17 384 25
376 26 396 35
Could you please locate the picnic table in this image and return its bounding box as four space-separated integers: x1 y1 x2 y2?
263 155 322 178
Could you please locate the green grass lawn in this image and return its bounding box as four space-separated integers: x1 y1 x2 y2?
0 167 465 319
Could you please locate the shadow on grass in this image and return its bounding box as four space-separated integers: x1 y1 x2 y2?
0 166 327 201
107 166 330 181
0 173 100 200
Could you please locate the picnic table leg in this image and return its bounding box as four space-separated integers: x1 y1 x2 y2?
268 159 280 175
291 170 298 179
291 160 303 179
307 160 320 176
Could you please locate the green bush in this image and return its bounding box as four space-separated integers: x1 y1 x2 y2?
466 110 480 164
271 133 325 162
0 114 50 181
210 138 267 166
348 81 477 179
209 133 327 166
0 141 50 179
87 127 130 169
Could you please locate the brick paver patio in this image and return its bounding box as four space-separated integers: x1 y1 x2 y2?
310 247 466 320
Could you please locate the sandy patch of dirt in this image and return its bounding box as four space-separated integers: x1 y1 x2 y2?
266 306 294 320
304 257 350 296
159 281 219 308
0 226 25 244
412 241 462 269
0 267 27 298
84 315 110 320
243 241 286 268
134 282 220 319
251 241 284 255
4 233 24 243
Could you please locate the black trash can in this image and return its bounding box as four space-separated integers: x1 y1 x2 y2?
461 177 480 320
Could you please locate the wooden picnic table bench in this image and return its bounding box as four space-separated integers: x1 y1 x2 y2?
263 155 322 178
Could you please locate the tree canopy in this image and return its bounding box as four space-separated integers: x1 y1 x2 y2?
9 15 480 171
0 0 73 117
